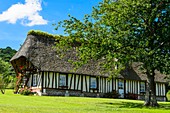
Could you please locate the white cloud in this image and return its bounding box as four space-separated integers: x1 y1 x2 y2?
0 0 48 26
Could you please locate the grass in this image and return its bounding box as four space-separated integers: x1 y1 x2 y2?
0 90 170 113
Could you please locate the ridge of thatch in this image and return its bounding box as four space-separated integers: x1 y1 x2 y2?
27 30 62 40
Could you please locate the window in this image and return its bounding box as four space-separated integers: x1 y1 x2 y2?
90 77 97 89
33 75 37 86
140 82 145 93
59 74 66 86
118 80 124 89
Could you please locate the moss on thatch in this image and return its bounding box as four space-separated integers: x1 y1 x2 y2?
27 30 62 39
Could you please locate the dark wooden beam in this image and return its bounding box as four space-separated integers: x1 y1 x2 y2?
41 71 44 93
69 74 73 89
77 75 80 90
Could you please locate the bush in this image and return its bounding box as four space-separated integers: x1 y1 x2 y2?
126 92 138 100
167 90 170 95
103 90 120 98
19 88 33 96
167 90 170 101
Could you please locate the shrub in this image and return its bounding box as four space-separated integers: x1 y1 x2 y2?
167 90 170 95
126 92 138 100
19 88 33 96
167 90 170 101
103 90 120 98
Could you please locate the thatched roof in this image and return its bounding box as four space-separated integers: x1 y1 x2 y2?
10 33 104 76
10 31 168 83
120 62 168 83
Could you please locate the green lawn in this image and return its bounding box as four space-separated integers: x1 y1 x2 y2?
0 90 170 113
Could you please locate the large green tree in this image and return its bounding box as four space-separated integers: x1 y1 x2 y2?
55 0 170 106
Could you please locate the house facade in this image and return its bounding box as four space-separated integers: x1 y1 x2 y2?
10 31 168 101
27 71 167 101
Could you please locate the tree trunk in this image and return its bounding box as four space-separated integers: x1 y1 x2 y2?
144 70 159 107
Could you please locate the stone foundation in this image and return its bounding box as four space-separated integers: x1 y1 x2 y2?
138 95 166 101
156 96 167 101
44 89 166 101
45 89 104 97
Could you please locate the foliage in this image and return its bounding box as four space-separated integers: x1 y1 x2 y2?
55 0 170 106
0 59 15 86
19 87 33 96
0 90 170 113
0 47 17 88
0 58 10 85
56 0 170 75
167 90 170 101
167 90 170 95
0 46 16 62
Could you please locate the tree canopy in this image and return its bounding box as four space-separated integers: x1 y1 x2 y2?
0 58 10 91
0 47 17 89
0 47 17 62
55 0 170 106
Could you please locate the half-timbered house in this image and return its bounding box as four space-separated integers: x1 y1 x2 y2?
10 31 168 101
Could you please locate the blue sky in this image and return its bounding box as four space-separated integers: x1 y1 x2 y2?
0 0 101 50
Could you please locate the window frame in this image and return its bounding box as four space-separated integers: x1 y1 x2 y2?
140 82 146 93
59 74 67 87
90 77 97 89
32 74 37 87
118 79 124 89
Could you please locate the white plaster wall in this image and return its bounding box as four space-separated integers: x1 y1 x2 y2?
126 80 128 93
82 76 86 92
86 76 90 92
156 83 158 96
49 72 53 88
110 79 113 92
78 76 82 90
138 81 140 94
67 74 71 89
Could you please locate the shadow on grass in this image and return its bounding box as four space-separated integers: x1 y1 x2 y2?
99 101 170 110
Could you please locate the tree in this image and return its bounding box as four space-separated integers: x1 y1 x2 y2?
55 0 170 106
0 58 10 93
0 46 16 89
0 47 17 62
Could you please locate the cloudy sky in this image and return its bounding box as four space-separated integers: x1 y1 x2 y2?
0 0 101 50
